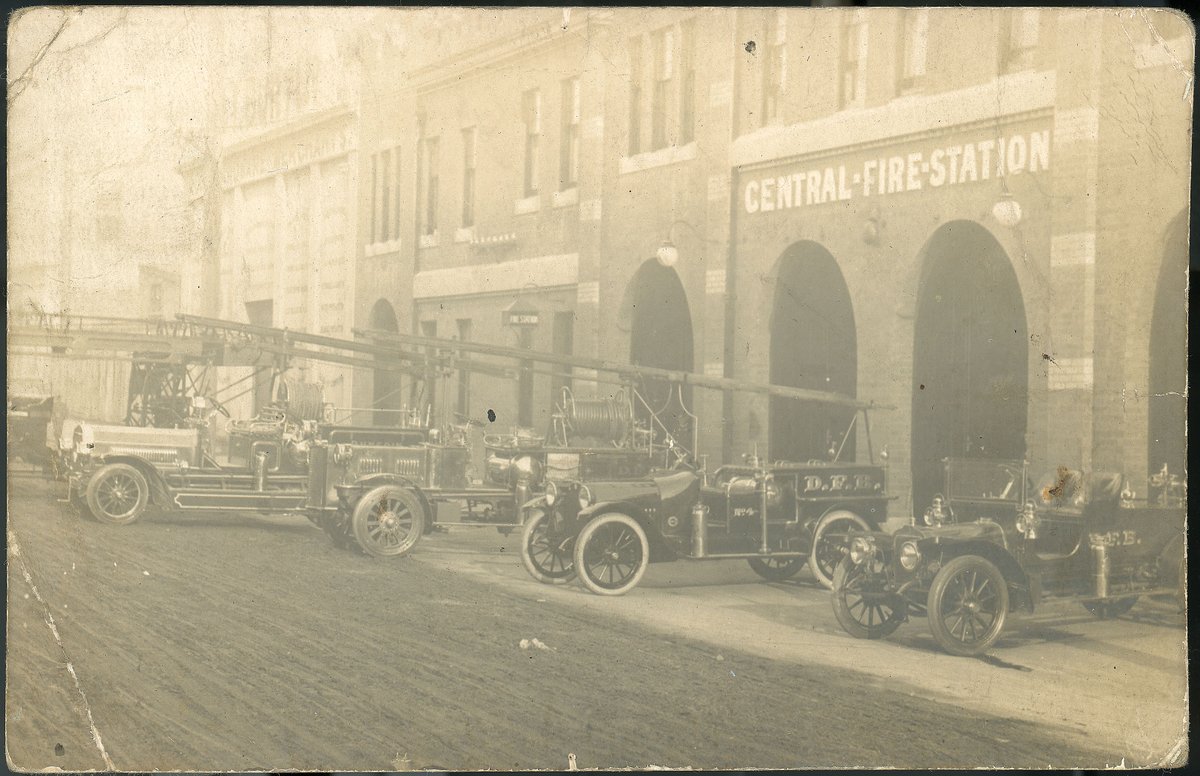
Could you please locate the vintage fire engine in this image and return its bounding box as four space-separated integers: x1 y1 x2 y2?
306 387 681 557
58 380 325 524
831 458 1186 656
519 404 891 595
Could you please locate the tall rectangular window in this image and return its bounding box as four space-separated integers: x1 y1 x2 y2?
456 318 472 415
560 77 580 190
522 89 541 196
763 10 786 123
423 137 439 236
551 311 574 398
1001 9 1039 72
679 18 696 143
628 36 643 155
380 148 391 242
839 18 866 109
462 127 476 227
392 145 402 241
897 9 928 91
369 153 378 243
651 27 674 150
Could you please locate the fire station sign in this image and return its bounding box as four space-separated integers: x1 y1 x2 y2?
742 127 1051 214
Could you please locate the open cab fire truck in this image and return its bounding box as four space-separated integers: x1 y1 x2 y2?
830 457 1186 656
520 394 893 595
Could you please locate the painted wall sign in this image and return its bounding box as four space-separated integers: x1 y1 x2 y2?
742 129 1051 214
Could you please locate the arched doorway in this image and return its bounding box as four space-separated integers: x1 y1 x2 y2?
911 221 1028 513
1148 215 1187 480
625 260 694 446
369 299 402 426
769 242 857 462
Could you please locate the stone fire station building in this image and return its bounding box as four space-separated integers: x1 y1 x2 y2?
341 8 1189 515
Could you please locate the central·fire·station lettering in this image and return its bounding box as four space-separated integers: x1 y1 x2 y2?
743 130 1051 214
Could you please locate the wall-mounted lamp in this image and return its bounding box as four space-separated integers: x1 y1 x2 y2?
991 192 1023 228
656 220 698 267
655 241 679 267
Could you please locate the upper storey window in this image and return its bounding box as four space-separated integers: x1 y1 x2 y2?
839 15 867 109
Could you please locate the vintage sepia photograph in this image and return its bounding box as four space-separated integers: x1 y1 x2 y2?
6 5 1191 770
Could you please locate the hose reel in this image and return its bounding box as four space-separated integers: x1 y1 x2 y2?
554 387 633 447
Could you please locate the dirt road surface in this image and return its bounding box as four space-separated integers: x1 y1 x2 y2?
5 476 1181 770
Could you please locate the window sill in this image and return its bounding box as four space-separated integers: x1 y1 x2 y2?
619 142 698 175
551 187 578 208
514 194 541 215
418 232 440 249
364 239 402 257
454 227 475 243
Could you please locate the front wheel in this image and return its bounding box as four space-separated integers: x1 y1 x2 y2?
85 463 150 525
1081 597 1139 619
809 510 872 589
520 509 576 584
573 513 649 596
350 485 426 558
747 556 806 582
831 557 907 639
927 555 1009 657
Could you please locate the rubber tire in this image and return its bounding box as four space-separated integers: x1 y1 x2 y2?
573 513 650 596
520 509 577 584
809 510 872 589
1081 597 1139 619
350 485 426 558
831 557 906 640
927 555 1009 657
85 463 150 525
747 556 806 582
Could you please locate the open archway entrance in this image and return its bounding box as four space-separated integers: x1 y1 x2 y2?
1148 214 1187 480
769 242 857 462
625 260 694 446
369 299 402 425
911 221 1028 513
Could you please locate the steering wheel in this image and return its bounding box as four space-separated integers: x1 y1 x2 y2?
208 396 231 418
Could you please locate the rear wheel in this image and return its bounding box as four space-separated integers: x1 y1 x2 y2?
351 485 426 558
520 509 576 584
831 557 906 639
85 463 150 525
809 510 871 589
747 556 806 582
573 513 649 596
1081 597 1139 619
927 555 1009 657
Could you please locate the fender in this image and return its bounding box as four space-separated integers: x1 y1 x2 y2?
93 455 172 507
339 474 435 533
819 500 887 529
923 537 1034 611
575 499 675 562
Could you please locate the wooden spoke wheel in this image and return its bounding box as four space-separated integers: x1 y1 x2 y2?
520 509 576 584
831 557 907 639
85 463 150 525
927 555 1009 657
809 510 872 589
350 485 426 558
572 513 649 596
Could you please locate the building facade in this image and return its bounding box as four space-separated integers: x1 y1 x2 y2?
354 8 1189 514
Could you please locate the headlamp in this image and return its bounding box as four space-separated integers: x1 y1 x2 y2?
848 536 874 564
899 541 922 571
544 480 558 507
578 484 592 509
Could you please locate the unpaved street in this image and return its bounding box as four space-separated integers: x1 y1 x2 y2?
5 476 1181 770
